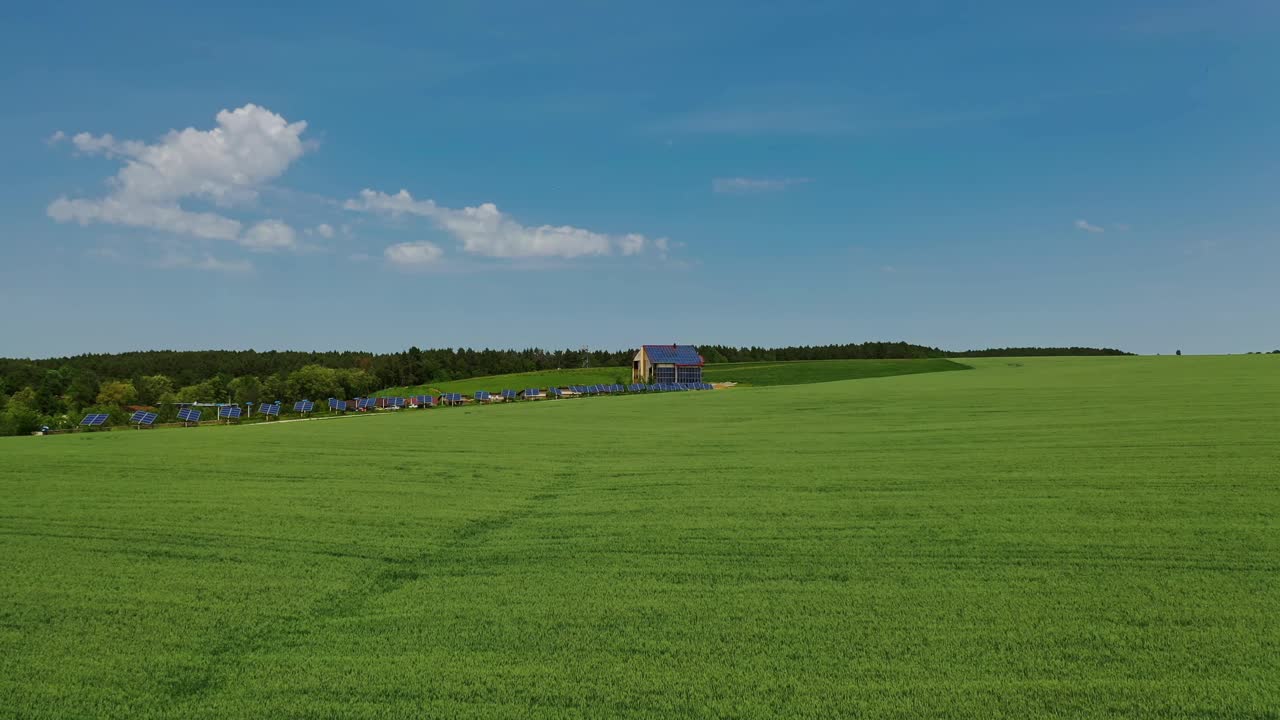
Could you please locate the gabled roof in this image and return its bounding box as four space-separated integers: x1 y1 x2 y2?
642 344 704 365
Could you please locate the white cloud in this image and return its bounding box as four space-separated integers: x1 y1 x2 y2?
47 103 308 252
385 241 444 267
242 219 298 251
712 177 810 194
346 188 664 260
1075 219 1105 234
48 196 243 240
311 223 335 239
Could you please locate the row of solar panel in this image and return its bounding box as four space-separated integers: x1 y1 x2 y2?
83 381 718 428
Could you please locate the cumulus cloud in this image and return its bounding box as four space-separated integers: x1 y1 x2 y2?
311 223 335 238
712 177 811 194
385 241 444 267
345 188 664 260
47 104 308 252
1075 219 1105 234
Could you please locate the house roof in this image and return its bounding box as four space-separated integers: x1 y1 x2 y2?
643 344 704 365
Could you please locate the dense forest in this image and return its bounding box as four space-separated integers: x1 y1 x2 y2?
0 342 1145 435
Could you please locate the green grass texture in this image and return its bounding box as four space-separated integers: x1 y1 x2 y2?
1 355 1277 718
703 357 969 385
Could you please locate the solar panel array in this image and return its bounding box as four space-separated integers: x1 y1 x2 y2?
501 389 517 400
523 388 541 398
548 387 563 397
441 392 464 404
258 403 281 416
475 390 491 401
130 410 158 425
357 398 376 410
218 405 243 419
80 413 109 426
328 398 344 410
294 400 315 413
411 394 433 407
177 407 202 423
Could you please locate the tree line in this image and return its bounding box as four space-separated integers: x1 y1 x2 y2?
0 342 1135 435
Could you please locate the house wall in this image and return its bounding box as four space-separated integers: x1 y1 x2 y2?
633 348 652 383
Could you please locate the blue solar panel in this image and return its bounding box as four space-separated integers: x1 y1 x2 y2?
218 405 243 419
79 413 109 426
258 403 280 416
356 398 375 410
177 407 201 423
501 389 517 399
642 344 703 365
129 410 157 425
294 400 315 413
475 391 491 401
387 397 405 407
523 388 541 398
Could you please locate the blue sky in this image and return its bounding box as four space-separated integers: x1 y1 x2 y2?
2 0 1277 357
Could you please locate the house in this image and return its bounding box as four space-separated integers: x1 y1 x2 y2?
633 344 704 384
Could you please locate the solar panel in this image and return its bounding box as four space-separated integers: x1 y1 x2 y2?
501 389 517 399
177 407 202 423
79 413 109 426
475 391 490 401
294 400 315 413
357 398 375 410
219 405 243 419
524 388 541 398
259 403 281 416
129 410 157 425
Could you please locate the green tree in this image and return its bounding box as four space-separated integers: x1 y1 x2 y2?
262 374 289 404
34 370 68 415
228 376 263 404
96 380 138 406
336 369 376 398
287 365 341 401
135 374 174 406
67 370 101 408
0 403 41 436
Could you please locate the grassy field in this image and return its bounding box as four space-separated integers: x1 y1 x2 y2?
2 355 1277 718
703 357 968 385
378 366 633 397
380 358 966 396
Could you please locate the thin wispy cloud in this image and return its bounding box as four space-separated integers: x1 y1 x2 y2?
346 189 665 261
712 177 811 194
384 241 444 268
1075 219 1105 234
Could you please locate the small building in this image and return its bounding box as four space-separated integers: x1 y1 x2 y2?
633 344 704 384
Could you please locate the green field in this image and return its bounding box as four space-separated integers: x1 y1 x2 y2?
2 355 1277 718
703 357 968 385
378 366 633 397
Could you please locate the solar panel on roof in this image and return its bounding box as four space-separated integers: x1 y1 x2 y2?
294 400 315 413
